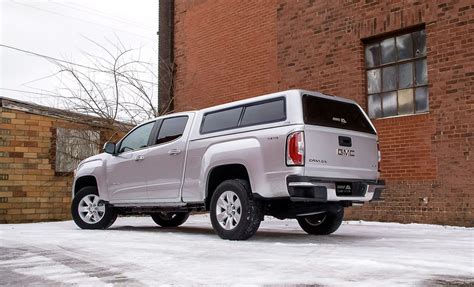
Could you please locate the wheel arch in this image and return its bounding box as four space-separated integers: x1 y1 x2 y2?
205 163 251 210
73 175 98 197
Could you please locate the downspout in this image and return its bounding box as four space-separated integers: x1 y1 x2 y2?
158 0 175 115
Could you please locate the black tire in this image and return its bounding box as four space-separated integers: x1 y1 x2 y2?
210 179 263 240
151 212 190 227
71 186 117 229
297 208 344 235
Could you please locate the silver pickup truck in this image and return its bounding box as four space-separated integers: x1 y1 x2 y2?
71 89 385 240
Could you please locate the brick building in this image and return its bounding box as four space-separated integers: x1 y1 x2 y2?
0 97 125 223
160 0 473 226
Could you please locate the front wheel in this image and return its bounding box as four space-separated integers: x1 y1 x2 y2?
210 179 263 240
297 208 344 235
151 212 190 227
71 186 117 229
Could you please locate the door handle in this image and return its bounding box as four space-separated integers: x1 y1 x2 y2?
168 149 181 156
135 155 145 161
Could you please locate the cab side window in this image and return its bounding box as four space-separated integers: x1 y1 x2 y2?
119 122 155 153
156 116 188 145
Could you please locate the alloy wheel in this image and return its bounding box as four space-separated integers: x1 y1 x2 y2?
215 190 242 230
78 194 105 224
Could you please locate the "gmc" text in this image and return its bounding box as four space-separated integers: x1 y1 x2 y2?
337 149 355 157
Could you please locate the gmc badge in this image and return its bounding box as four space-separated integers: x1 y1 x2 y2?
337 148 355 157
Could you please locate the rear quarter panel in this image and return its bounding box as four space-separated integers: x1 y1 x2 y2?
182 125 304 202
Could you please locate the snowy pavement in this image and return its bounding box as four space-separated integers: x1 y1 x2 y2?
0 214 473 286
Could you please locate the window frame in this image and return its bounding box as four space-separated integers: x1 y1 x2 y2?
239 98 287 128
116 120 157 154
199 106 244 134
364 27 428 119
302 94 377 135
55 127 100 174
152 116 189 146
199 97 287 135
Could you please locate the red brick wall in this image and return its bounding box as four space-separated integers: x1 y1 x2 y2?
275 0 473 226
174 0 474 226
174 0 279 110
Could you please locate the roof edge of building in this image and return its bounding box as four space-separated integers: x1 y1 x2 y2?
0 96 132 130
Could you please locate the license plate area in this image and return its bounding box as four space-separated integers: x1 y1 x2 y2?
336 182 353 196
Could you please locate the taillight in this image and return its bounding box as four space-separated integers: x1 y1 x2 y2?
286 131 305 166
377 140 381 172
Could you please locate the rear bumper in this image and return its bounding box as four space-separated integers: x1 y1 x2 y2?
286 176 385 203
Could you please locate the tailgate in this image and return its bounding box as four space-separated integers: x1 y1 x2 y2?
301 94 379 180
303 125 378 180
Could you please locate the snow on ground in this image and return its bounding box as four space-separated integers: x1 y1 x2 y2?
0 214 473 286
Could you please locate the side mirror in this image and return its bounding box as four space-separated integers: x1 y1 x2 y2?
103 142 116 155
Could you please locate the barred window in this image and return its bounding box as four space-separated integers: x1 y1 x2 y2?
365 29 428 119
55 128 100 173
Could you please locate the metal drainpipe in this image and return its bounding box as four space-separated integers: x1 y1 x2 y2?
158 0 174 115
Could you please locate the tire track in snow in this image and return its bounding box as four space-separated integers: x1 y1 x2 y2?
0 245 144 286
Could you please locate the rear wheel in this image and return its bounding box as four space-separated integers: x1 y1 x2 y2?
71 186 117 229
297 208 344 235
151 212 190 227
210 179 263 240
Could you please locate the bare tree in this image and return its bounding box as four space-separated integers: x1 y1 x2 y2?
37 37 176 127
17 38 179 198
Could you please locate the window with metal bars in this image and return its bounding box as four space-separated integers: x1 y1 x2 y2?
365 29 428 119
